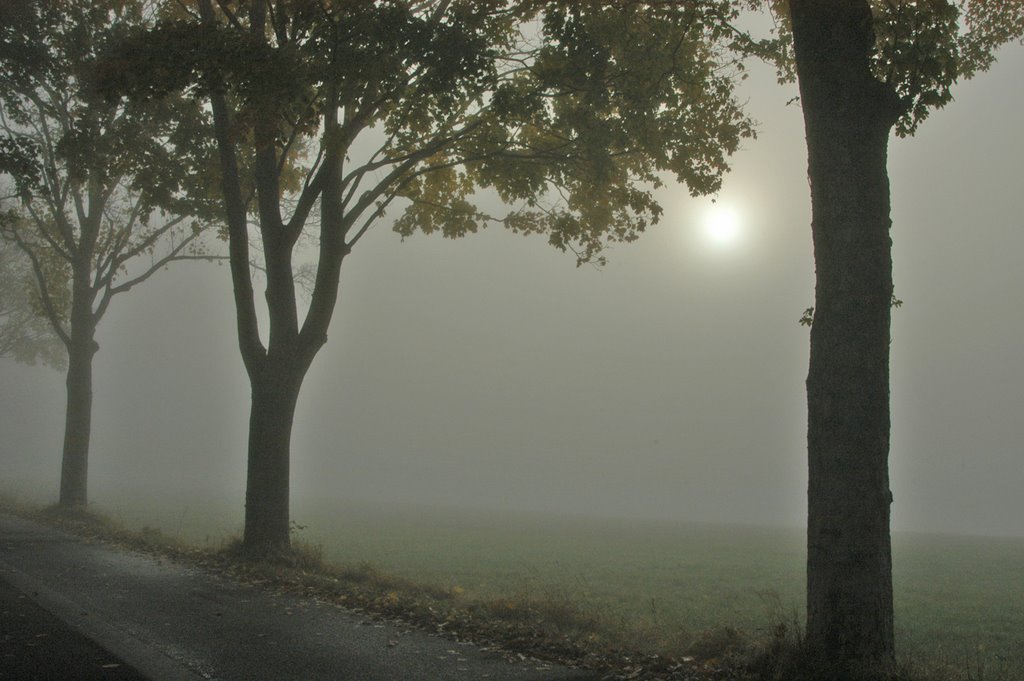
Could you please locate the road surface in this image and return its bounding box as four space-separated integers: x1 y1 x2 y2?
0 513 599 681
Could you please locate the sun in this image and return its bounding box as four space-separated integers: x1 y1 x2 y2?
702 204 743 249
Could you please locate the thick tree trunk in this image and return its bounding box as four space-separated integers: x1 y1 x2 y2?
790 1 905 674
242 359 306 553
58 331 97 508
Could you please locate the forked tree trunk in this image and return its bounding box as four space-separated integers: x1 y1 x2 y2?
197 0 348 557
790 0 904 674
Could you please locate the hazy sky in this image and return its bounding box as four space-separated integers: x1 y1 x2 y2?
2 39 1022 539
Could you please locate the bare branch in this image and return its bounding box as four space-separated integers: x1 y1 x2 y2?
214 0 245 30
4 230 71 347
95 230 200 318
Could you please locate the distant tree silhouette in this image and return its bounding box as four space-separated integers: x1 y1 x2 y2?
0 237 63 369
0 0 216 508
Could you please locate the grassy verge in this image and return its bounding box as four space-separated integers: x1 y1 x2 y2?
0 497 1011 681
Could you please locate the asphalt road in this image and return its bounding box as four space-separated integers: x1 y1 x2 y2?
0 513 599 681
0 576 147 681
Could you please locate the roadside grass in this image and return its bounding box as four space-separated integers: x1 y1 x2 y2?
1 496 725 679
2 493 1020 681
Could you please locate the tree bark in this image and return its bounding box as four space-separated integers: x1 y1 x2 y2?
58 285 98 508
242 359 306 552
790 0 904 673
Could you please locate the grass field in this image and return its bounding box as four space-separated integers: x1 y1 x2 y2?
19 488 1024 679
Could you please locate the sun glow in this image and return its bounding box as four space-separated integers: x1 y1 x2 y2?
702 204 743 249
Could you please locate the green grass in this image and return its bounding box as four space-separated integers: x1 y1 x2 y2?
10 489 1023 679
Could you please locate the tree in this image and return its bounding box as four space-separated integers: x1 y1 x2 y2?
0 0 214 508
785 0 1022 674
102 0 779 553
791 3 902 671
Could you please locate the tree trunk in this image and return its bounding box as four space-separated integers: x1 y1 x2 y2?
790 0 905 674
242 359 306 553
58 269 99 509
58 334 97 507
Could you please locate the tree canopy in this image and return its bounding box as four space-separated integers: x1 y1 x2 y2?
758 0 1024 135
0 0 216 336
102 1 778 266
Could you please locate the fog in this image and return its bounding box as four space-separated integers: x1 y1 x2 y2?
2 47 1022 540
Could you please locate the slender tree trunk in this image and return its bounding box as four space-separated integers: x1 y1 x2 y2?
790 1 905 674
58 296 98 508
242 356 307 552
